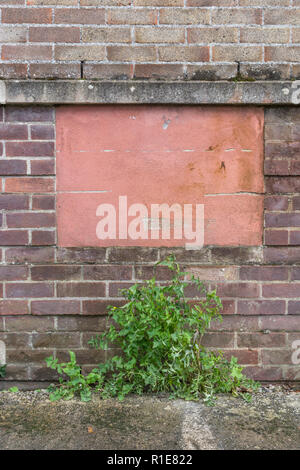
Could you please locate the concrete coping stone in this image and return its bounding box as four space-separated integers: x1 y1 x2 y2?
0 80 300 105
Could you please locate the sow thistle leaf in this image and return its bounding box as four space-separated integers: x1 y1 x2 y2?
44 256 259 404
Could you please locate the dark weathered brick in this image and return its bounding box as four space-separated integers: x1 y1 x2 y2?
237 332 286 348
31 265 81 281
6 282 54 298
0 230 28 246
6 141 54 157
57 282 106 298
5 247 55 264
240 266 288 281
262 283 300 298
0 194 29 210
0 266 28 281
0 300 29 316
82 299 125 315
83 265 132 280
5 107 54 123
31 230 56 246
31 300 81 315
237 300 286 316
6 213 55 229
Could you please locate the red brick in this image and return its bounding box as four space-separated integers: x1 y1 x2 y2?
32 195 55 211
0 300 29 315
83 64 132 80
135 265 177 280
30 160 55 176
32 332 80 349
8 349 55 364
57 282 106 298
56 316 107 331
56 247 106 264
134 64 184 80
2 8 52 24
290 231 300 245
82 299 125 315
261 315 300 331
237 332 286 348
0 194 29 210
29 63 81 79
209 316 260 332
290 161 300 176
265 213 300 228
215 282 260 298
0 266 28 281
0 160 27 175
291 267 300 280
265 230 289 246
6 282 54 298
6 213 55 229
0 333 31 350
265 142 300 160
0 124 27 140
31 230 56 246
288 247 300 263
287 301 300 314
222 349 258 365
240 266 288 281
107 46 156 62
31 265 81 281
107 9 157 25
263 247 288 264
2 45 52 61
264 196 289 211
220 299 235 315
6 141 54 157
55 8 105 24
158 46 209 62
0 230 28 245
264 160 289 176
237 300 286 316
243 366 284 382
29 27 80 43
293 196 300 210
31 300 81 315
83 265 132 280
262 283 300 298
0 63 27 79
265 177 300 194
261 349 294 365
30 366 59 381
5 247 55 264
5 177 54 193
5 315 54 332
4 364 30 381
30 125 55 140
109 282 136 297
202 332 234 348
5 107 54 123
284 367 300 381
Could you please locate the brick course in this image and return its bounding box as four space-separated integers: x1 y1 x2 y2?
0 4 299 80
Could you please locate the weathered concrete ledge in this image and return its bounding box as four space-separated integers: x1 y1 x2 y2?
0 80 299 105
0 389 299 450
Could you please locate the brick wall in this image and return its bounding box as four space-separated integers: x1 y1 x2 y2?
0 1 299 81
0 105 299 386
